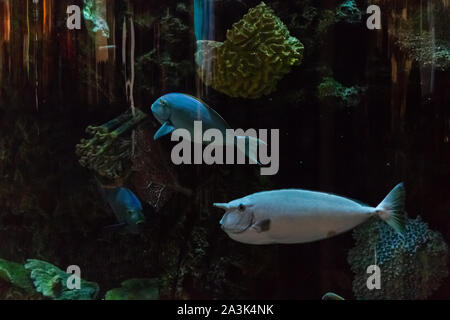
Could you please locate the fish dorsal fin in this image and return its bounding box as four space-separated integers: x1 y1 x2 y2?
183 93 231 128
257 188 371 207
183 93 210 108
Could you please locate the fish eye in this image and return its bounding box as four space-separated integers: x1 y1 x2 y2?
238 204 246 211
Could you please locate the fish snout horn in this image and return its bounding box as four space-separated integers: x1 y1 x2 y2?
213 203 229 210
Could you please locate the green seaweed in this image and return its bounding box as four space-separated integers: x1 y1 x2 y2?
335 0 361 24
0 259 34 293
83 0 110 38
388 0 450 70
396 33 450 71
105 278 159 300
24 259 99 300
317 77 363 108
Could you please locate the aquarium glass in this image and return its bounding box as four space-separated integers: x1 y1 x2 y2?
0 0 449 301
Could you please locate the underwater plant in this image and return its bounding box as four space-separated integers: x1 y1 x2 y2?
317 77 364 108
195 2 304 99
24 259 99 300
105 278 159 300
75 109 148 181
0 259 39 299
396 33 450 71
0 258 99 300
335 0 361 24
83 0 110 38
380 0 450 71
316 0 361 36
348 216 449 300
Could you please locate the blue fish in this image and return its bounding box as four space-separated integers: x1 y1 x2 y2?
97 182 145 234
151 93 265 163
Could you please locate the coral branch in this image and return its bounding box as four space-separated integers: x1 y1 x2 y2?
76 109 148 180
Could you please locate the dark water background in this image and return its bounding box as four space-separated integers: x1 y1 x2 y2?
0 0 449 299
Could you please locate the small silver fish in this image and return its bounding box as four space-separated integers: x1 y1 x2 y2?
214 183 406 244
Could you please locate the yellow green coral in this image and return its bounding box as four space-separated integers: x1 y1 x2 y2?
196 2 304 99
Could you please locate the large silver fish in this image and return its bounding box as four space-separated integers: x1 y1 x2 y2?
214 183 406 244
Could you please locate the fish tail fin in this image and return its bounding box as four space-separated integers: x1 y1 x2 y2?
235 136 267 165
375 182 406 235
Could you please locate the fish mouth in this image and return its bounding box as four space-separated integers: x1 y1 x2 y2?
214 202 255 234
221 220 253 234
219 211 255 235
151 98 171 122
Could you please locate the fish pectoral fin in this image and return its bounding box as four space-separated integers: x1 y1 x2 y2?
251 219 271 233
154 122 175 140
